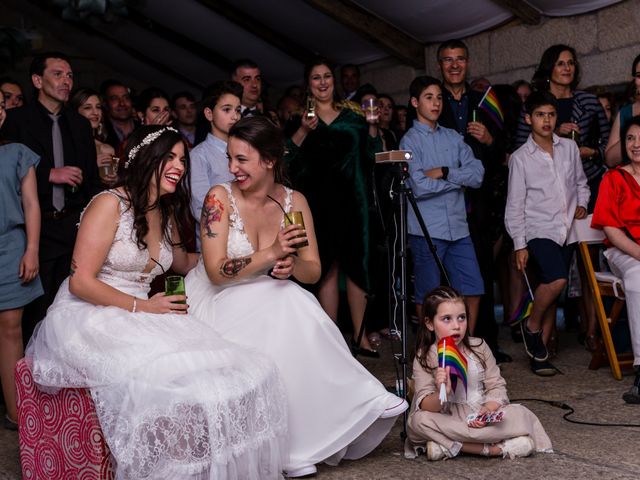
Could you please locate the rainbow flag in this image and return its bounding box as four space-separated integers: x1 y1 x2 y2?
477 86 504 129
508 291 533 326
437 336 468 394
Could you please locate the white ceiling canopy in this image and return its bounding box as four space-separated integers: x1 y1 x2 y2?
1 0 625 91
353 0 623 42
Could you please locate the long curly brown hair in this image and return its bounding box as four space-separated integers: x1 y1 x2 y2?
118 125 192 250
414 286 485 371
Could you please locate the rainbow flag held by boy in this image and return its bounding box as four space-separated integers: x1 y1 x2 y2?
477 86 504 129
437 336 468 403
509 291 533 326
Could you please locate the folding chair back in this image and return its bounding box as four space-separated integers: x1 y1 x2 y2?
572 216 633 380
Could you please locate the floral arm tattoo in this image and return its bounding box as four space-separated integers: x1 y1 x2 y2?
201 191 224 239
70 258 78 277
220 257 252 278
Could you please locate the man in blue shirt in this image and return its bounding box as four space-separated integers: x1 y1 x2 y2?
400 76 485 326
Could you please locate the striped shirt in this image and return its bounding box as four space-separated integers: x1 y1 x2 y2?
513 90 610 182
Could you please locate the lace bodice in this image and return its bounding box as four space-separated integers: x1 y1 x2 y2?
83 191 173 297
222 182 292 259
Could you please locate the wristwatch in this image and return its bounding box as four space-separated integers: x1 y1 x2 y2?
441 166 449 180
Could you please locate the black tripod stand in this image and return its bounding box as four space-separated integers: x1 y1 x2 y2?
389 161 450 438
351 159 449 437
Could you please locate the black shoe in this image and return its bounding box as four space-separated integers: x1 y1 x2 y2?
622 370 640 404
521 320 548 361
3 415 18 431
493 347 513 364
350 338 380 358
530 358 558 376
510 325 523 343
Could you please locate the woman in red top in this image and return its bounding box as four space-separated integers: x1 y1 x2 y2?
592 115 640 404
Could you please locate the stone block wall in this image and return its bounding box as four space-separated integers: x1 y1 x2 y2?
427 0 640 89
363 0 640 105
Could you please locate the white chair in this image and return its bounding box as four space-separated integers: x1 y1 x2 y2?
569 215 632 380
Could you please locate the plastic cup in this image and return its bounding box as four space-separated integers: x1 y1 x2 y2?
99 156 119 180
362 98 379 122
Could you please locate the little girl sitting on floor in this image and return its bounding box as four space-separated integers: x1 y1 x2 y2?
406 286 553 460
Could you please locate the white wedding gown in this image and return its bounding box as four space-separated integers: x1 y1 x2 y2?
186 183 406 472
26 191 288 480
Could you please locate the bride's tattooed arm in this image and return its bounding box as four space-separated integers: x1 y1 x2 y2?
201 191 224 239
220 257 252 278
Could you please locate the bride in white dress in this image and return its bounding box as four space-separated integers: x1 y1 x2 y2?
186 117 408 477
26 126 287 479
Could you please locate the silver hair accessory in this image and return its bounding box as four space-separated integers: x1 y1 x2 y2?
125 126 178 169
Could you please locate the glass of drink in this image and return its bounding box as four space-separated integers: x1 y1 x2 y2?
165 275 186 304
99 156 119 180
284 211 309 248
306 97 316 118
570 117 580 145
362 98 379 122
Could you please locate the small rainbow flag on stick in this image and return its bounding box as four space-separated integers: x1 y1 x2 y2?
508 271 536 326
508 291 533 326
477 86 504 129
437 336 468 403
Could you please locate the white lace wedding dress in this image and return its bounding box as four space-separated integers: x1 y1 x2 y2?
186 183 406 472
26 191 288 480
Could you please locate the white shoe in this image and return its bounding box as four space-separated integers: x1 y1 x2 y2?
379 395 409 419
426 441 447 461
285 464 317 478
499 435 534 459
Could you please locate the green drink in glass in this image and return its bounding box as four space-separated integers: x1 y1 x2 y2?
165 275 186 304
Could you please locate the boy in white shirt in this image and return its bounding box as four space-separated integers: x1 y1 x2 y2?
505 90 590 376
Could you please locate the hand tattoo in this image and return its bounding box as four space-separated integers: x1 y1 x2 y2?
70 258 78 277
220 257 251 278
201 191 224 239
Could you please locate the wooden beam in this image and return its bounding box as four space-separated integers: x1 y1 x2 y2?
80 22 206 90
13 0 205 91
491 0 541 25
127 7 235 73
195 0 317 64
303 0 424 69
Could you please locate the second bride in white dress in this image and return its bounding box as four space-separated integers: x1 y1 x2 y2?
186 117 408 477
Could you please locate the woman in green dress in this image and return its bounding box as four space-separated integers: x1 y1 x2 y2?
286 57 382 355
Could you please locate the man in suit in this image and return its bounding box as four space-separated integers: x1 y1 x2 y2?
231 59 263 117
100 78 139 151
340 64 360 101
1 51 99 341
435 39 511 363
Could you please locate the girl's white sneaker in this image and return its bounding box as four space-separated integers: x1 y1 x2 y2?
426 441 447 461
499 435 534 459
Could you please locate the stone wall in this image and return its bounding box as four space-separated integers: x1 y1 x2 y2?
362 0 640 105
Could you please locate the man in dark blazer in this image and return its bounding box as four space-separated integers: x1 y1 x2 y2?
1 51 99 341
435 39 511 363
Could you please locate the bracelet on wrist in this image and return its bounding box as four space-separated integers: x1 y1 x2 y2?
131 296 137 313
